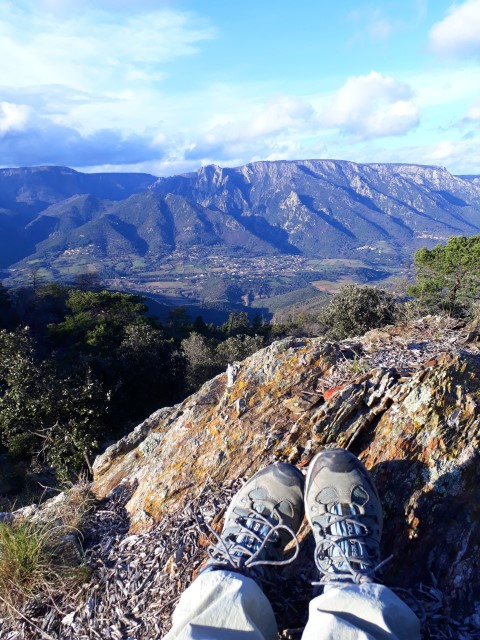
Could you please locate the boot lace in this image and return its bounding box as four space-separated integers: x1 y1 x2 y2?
206 506 300 578
312 503 390 587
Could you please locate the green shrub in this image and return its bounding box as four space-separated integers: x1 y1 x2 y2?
0 328 107 483
319 285 398 340
215 334 264 366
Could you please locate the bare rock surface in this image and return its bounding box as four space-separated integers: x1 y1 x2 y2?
2 316 480 639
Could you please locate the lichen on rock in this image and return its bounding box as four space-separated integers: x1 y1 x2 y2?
90 320 480 634
4 318 478 638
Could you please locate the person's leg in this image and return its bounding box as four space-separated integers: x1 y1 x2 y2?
302 584 420 640
164 568 276 640
302 448 421 640
164 462 305 640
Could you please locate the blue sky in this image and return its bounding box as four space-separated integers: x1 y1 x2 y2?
1 0 480 175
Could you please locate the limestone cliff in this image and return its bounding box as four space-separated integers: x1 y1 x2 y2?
2 317 480 639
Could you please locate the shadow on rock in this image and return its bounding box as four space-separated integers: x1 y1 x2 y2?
372 450 480 633
371 457 428 589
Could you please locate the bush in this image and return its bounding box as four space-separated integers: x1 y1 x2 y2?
182 332 266 390
400 298 425 323
181 332 220 389
216 334 264 366
0 328 107 483
319 285 398 340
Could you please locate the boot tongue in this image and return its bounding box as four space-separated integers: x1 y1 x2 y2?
249 488 270 517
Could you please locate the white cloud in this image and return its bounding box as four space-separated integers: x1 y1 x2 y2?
421 138 480 173
0 2 215 92
323 71 419 139
246 96 315 139
182 95 318 165
0 2 477 177
0 101 166 167
0 102 29 135
429 0 480 58
464 100 480 121
203 96 315 146
0 1 215 168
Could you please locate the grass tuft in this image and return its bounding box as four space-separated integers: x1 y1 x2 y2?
0 520 70 613
347 355 369 376
61 475 96 531
0 478 94 619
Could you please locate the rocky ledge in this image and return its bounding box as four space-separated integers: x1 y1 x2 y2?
89 316 480 637
2 316 480 639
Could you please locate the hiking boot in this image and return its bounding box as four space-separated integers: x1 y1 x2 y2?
204 462 305 583
304 448 383 589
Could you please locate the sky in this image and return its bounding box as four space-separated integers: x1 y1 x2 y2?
1 0 480 176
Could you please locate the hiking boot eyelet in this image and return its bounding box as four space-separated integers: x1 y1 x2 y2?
204 462 304 583
304 448 383 588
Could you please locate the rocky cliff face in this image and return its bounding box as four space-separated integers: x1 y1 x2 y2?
89 316 480 638
2 318 480 639
3 160 480 280
153 159 480 261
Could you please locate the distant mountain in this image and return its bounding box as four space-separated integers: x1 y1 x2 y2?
152 160 480 263
0 166 156 214
14 190 278 269
0 166 157 269
1 160 480 304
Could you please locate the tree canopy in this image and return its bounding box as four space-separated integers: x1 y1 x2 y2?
49 289 148 354
48 289 184 426
407 235 480 316
0 328 106 482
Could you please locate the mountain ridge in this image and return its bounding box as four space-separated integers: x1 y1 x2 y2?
2 159 480 309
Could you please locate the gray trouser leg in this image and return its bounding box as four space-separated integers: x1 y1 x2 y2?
302 584 421 640
164 569 278 640
164 571 421 640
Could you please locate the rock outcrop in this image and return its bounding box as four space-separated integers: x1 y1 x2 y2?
90 316 480 637
2 317 480 639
